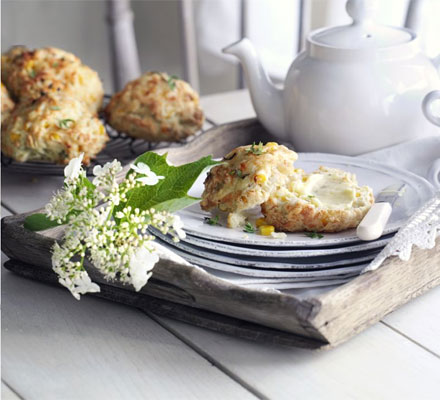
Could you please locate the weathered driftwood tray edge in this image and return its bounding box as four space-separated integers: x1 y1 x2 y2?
2 119 440 349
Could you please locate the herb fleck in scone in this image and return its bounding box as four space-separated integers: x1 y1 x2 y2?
1 46 103 113
1 82 15 124
261 166 374 232
105 72 204 142
1 94 108 165
201 142 300 227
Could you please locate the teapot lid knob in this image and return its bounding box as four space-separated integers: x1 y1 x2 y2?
309 0 414 50
346 0 378 26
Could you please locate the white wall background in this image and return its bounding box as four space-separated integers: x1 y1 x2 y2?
2 0 440 95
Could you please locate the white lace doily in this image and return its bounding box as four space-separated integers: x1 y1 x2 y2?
364 192 440 272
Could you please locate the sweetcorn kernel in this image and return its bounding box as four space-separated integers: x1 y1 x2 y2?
265 142 278 148
10 133 21 144
256 218 266 227
255 174 266 184
259 225 275 236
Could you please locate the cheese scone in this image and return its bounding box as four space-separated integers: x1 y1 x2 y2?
261 166 374 233
1 46 103 113
105 72 204 141
2 94 108 165
201 142 300 228
1 82 15 124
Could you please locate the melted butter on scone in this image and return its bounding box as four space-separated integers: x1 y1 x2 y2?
299 173 356 209
263 166 374 233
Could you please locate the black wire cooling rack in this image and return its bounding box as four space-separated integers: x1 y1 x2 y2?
1 95 209 176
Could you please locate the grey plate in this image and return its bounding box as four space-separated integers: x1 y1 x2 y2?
152 231 379 269
182 153 435 248
156 239 369 278
239 279 352 290
180 230 391 257
202 267 358 285
200 264 354 289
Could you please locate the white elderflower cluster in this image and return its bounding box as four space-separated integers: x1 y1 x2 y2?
46 154 183 300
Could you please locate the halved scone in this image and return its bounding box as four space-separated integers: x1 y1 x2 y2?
200 142 300 227
261 166 374 232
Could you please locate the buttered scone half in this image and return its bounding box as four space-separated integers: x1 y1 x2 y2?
1 46 103 113
105 72 204 141
1 82 15 124
261 166 374 233
2 94 108 165
201 142 299 228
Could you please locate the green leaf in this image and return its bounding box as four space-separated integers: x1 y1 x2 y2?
117 152 219 216
81 175 96 192
243 222 256 233
305 231 324 239
59 119 75 129
229 169 248 179
246 142 264 155
204 215 221 226
151 196 200 213
24 213 63 231
167 74 179 90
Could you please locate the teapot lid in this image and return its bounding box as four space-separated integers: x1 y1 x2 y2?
309 0 414 50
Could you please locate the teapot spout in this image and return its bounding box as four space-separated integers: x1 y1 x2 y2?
223 38 285 139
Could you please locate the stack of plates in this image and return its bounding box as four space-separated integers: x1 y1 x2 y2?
152 154 435 291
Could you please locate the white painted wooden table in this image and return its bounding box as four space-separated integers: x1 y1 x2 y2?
2 90 440 400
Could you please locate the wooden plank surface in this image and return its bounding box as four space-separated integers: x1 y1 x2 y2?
155 317 440 400
1 172 63 214
382 286 440 357
1 381 22 400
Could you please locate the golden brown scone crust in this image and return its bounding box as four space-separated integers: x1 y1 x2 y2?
2 94 108 165
1 82 15 124
105 72 204 141
261 167 374 233
1 46 103 113
201 143 299 216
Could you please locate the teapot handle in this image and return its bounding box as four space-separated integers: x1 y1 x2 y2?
433 54 440 73
422 90 440 127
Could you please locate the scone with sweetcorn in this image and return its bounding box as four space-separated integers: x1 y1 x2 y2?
1 46 103 113
201 142 300 228
2 94 108 165
261 166 374 233
1 82 15 124
105 72 204 142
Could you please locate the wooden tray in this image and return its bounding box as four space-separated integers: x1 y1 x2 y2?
2 119 440 349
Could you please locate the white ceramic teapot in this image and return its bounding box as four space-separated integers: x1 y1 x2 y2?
223 0 440 155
